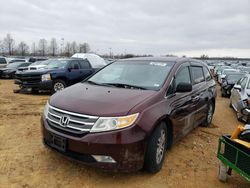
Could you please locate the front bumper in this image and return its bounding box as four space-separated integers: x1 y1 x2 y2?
15 79 53 91
1 72 13 78
41 116 147 172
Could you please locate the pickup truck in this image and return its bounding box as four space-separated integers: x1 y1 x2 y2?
0 56 7 68
15 58 104 93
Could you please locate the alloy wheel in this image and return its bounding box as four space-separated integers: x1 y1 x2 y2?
156 129 166 164
54 82 65 92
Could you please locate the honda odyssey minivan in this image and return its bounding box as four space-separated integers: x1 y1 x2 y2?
42 57 216 173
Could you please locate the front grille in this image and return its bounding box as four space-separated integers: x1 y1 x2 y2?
15 74 41 83
30 67 37 70
47 105 98 135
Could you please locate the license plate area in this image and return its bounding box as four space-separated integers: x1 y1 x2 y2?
48 133 67 152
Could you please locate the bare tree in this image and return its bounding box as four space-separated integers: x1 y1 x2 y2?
3 34 15 55
17 41 29 56
0 40 4 55
31 42 36 56
38 38 47 56
79 43 90 53
65 42 71 57
70 41 78 54
50 38 58 56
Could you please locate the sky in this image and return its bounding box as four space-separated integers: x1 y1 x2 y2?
0 0 249 57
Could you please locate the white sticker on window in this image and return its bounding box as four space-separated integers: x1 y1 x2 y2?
149 62 167 67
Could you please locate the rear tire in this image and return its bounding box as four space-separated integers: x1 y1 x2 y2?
52 79 67 93
221 89 226 97
144 122 168 173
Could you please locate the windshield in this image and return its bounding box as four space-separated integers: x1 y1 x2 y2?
45 60 68 69
31 61 43 65
218 66 231 72
6 62 24 68
87 60 174 90
227 74 244 82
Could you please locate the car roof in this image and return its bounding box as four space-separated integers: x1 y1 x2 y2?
118 56 201 63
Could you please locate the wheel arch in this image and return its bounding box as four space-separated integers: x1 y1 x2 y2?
150 115 174 150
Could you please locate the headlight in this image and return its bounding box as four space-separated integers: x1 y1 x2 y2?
41 74 51 82
90 113 139 133
43 101 49 118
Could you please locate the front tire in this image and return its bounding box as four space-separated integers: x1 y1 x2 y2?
52 79 67 93
144 122 167 173
202 101 214 127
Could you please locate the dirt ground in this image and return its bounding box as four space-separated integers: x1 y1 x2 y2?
0 79 249 188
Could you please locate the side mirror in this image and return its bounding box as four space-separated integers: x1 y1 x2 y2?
242 108 250 116
234 85 241 91
176 82 192 93
67 67 72 72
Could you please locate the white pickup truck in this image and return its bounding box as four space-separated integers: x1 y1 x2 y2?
0 56 7 68
27 60 51 70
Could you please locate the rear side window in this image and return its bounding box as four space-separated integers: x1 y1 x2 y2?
175 66 191 87
191 66 205 84
203 67 212 81
69 61 80 69
79 59 91 69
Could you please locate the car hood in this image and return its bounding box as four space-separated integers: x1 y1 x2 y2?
0 68 15 72
16 68 58 76
49 83 156 116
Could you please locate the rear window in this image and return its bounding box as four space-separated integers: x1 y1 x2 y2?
79 59 91 69
191 66 205 84
0 58 7 64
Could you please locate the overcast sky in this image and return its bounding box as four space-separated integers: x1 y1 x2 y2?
0 0 249 57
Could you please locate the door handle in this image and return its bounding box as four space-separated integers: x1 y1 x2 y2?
192 96 200 102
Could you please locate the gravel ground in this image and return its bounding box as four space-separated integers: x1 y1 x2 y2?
0 79 249 188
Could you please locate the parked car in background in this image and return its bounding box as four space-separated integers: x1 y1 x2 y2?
42 57 216 173
0 56 7 68
72 53 107 68
27 59 52 70
28 57 48 63
214 66 230 81
241 67 250 74
0 62 32 78
8 59 27 64
221 72 245 97
218 69 238 84
230 74 250 121
15 58 103 93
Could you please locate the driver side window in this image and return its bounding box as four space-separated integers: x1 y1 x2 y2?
166 66 191 96
175 66 191 87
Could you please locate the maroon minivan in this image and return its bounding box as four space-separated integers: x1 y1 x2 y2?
42 57 216 173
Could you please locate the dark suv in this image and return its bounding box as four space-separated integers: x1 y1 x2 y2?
42 57 216 172
15 58 97 93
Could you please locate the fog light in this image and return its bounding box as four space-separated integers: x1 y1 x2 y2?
92 155 116 163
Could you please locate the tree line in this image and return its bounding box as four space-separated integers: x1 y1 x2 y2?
0 34 91 57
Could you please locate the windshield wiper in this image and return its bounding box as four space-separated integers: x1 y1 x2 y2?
104 83 147 90
86 80 115 87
